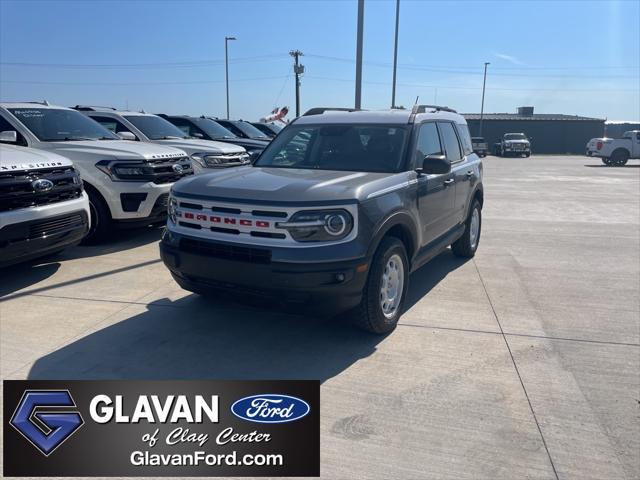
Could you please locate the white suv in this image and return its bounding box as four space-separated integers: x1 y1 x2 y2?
0 102 192 243
74 107 250 173
0 144 90 266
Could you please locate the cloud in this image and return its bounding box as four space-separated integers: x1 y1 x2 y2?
493 53 525 65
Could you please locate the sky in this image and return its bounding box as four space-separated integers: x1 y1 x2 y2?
0 0 638 122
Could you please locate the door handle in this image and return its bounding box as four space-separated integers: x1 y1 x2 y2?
444 179 455 186
466 171 473 177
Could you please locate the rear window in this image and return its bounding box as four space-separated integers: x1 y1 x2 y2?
456 123 473 155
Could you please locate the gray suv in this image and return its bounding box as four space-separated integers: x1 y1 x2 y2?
160 106 483 334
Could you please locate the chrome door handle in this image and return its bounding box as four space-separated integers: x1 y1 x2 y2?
444 179 455 185
466 171 473 177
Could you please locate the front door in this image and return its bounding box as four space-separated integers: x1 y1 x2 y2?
415 122 456 247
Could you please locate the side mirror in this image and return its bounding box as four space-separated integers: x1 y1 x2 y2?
117 131 137 141
418 154 450 175
0 130 18 143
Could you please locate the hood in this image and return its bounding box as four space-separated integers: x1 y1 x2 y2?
40 140 187 161
214 137 269 150
172 166 410 204
155 138 246 154
0 144 73 171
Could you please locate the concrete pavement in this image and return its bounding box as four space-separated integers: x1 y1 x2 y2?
1 155 639 479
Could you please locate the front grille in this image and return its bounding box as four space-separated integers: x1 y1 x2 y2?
180 237 271 264
148 157 193 184
28 212 86 240
0 166 83 212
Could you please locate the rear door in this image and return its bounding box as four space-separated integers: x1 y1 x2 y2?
415 122 457 247
452 123 476 224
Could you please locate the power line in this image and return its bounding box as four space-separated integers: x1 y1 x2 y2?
0 75 290 86
303 75 638 92
0 54 289 69
304 53 640 78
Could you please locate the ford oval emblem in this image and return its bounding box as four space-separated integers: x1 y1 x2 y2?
172 164 184 174
230 394 310 424
32 178 54 192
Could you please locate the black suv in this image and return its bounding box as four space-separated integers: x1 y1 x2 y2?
161 106 483 334
158 115 269 161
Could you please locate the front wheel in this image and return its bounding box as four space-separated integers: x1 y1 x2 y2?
352 237 409 334
81 189 112 245
452 200 482 258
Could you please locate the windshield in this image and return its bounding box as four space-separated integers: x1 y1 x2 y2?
254 122 282 135
224 120 270 139
505 133 527 140
255 124 408 173
124 115 188 140
192 118 237 139
8 108 119 142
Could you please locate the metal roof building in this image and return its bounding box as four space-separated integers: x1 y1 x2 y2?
463 107 605 154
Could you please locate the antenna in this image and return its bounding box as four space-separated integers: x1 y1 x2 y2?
414 96 419 106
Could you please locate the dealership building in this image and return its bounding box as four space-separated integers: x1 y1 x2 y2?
464 107 605 154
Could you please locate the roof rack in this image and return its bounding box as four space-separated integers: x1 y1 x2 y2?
302 107 362 116
411 104 457 114
73 105 117 111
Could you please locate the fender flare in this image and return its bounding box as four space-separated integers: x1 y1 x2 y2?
367 211 419 261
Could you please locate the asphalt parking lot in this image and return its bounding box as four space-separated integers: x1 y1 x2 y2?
1 155 639 479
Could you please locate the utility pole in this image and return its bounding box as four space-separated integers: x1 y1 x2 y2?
355 0 365 109
391 0 400 108
225 36 237 119
479 62 490 136
289 50 304 117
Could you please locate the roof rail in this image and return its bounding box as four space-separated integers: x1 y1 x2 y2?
303 107 362 116
411 104 457 114
72 105 117 111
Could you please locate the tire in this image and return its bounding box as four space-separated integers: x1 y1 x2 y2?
611 149 629 166
81 188 112 245
602 158 612 166
352 237 409 335
452 200 482 258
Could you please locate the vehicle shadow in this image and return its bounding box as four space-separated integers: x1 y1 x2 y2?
26 250 466 383
62 226 164 260
584 164 640 168
0 260 61 298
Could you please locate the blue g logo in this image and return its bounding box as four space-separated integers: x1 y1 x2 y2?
10 390 84 456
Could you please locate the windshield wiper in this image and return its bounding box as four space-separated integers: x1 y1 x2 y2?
47 136 95 141
155 135 184 140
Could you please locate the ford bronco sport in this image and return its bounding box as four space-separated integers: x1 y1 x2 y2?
160 105 484 334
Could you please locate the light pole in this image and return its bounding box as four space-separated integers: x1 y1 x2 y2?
355 0 364 109
225 36 236 119
391 0 400 108
479 62 489 136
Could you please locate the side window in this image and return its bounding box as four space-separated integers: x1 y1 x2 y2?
91 116 133 136
438 122 462 162
455 123 473 156
0 114 27 146
415 123 443 166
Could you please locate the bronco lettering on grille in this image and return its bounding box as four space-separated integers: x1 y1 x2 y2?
183 212 270 228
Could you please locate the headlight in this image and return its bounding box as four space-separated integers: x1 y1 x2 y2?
168 195 178 224
95 160 152 180
277 209 353 242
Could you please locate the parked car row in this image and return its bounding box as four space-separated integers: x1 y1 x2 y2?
0 101 281 266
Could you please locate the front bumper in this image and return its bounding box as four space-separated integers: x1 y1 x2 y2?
0 206 90 268
100 181 172 221
160 231 369 314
